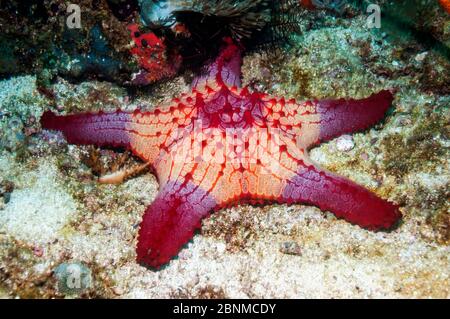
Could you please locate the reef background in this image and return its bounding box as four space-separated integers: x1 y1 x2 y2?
0 0 449 298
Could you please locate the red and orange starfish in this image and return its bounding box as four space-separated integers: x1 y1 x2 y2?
41 40 401 268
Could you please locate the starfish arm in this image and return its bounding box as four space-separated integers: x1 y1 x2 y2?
281 163 401 230
192 39 242 89
40 110 133 148
313 90 394 144
40 98 197 166
265 90 394 148
136 180 217 268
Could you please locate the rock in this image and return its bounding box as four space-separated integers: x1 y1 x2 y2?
336 135 355 152
112 286 125 296
54 262 93 295
279 241 302 256
415 51 428 62
33 246 44 257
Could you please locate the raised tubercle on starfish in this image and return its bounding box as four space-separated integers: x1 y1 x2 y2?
41 39 401 268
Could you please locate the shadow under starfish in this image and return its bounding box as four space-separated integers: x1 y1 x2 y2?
41 38 401 269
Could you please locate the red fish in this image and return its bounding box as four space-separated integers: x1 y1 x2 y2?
299 0 316 9
439 0 450 13
128 24 182 85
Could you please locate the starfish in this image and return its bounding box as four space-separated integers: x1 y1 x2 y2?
41 39 401 268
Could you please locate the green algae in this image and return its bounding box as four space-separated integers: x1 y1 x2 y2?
381 127 447 179
0 76 47 151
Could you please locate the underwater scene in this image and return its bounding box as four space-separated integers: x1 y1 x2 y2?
0 0 448 299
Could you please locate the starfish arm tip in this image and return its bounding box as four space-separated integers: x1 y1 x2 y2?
316 90 395 143
282 165 402 231
136 180 217 268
